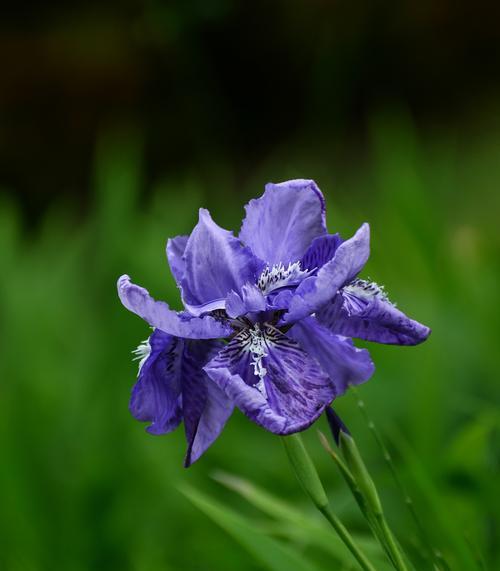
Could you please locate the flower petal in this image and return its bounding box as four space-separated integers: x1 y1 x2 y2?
300 233 342 271
204 325 337 435
129 330 183 435
239 179 327 266
182 209 263 307
225 284 267 318
283 223 370 324
166 234 189 285
182 340 234 467
317 284 431 345
287 317 374 394
118 275 232 339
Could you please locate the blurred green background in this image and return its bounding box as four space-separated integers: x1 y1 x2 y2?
1 2 499 570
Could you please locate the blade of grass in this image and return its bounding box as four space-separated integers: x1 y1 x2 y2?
390 430 481 570
179 484 323 571
213 470 392 569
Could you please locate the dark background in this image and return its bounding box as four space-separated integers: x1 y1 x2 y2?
2 1 500 221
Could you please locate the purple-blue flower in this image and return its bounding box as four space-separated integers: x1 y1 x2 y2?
118 179 430 466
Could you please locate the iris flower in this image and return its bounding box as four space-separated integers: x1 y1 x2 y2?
118 180 430 466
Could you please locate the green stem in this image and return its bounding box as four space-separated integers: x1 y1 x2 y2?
319 504 379 571
375 514 409 571
318 431 397 566
282 434 378 571
339 430 409 571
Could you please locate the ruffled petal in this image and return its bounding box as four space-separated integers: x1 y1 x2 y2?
317 283 431 346
239 179 327 266
181 340 234 467
225 284 267 319
129 330 183 435
283 223 370 324
181 209 263 307
287 317 374 394
204 324 337 435
166 235 189 285
118 275 232 339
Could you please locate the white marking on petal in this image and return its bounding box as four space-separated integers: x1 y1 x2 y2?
257 261 311 295
132 337 151 372
342 279 394 315
344 278 391 303
234 323 272 396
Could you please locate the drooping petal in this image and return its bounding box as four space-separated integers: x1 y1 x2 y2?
204 324 337 435
300 233 342 271
283 223 370 324
225 284 267 319
181 209 263 307
287 317 374 394
166 234 189 285
181 340 234 467
317 283 431 345
118 275 232 339
239 179 327 266
129 330 183 435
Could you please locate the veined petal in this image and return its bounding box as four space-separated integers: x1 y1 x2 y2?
317 281 431 345
204 324 337 435
226 284 267 319
166 235 189 285
118 275 232 339
301 233 342 271
129 330 183 435
239 179 327 266
287 317 374 394
283 223 370 324
181 340 234 467
182 209 263 307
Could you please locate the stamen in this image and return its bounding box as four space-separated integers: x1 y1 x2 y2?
257 261 310 295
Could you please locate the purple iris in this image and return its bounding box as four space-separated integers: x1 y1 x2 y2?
118 179 430 466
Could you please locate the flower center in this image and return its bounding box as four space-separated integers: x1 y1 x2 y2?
257 261 310 295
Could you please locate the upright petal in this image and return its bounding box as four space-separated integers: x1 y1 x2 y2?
181 209 263 307
181 340 234 467
283 223 370 324
301 233 342 271
129 330 183 435
204 324 337 435
318 282 431 346
239 179 327 266
118 275 232 339
166 235 189 285
225 284 267 319
287 317 374 394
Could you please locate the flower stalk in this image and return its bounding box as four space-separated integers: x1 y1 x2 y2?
336 430 409 571
282 433 378 571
